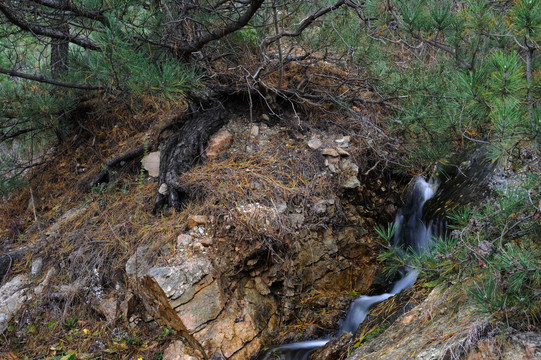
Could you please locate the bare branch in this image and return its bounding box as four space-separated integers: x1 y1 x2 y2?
262 0 346 48
174 0 265 55
29 0 109 25
0 67 101 90
0 1 100 50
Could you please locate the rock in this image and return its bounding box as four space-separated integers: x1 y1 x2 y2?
163 340 204 360
45 207 85 237
322 148 339 157
500 332 541 360
335 136 351 148
308 137 323 150
176 280 226 331
206 130 233 159
159 183 169 195
126 246 152 277
31 257 43 276
143 151 161 177
254 277 270 296
187 215 209 229
289 213 305 228
177 234 192 247
0 275 28 334
308 332 352 360
250 125 259 137
34 268 56 296
92 294 118 324
146 255 213 309
200 237 214 247
337 147 350 156
342 176 361 189
261 114 270 122
340 160 359 175
312 200 327 215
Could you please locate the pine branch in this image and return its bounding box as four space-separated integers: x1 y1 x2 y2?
0 67 102 90
0 1 100 50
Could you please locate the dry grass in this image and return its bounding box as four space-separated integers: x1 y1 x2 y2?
0 96 192 358
0 52 406 357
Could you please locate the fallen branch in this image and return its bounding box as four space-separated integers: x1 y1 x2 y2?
89 143 153 189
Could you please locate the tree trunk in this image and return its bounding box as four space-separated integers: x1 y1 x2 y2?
51 36 69 78
153 101 227 213
50 1 69 79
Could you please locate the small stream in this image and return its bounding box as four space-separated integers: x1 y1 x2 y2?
259 178 437 360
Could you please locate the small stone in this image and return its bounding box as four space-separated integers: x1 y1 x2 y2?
206 130 233 159
325 156 340 165
340 160 359 175
254 277 271 296
312 200 327 215
187 215 208 229
261 114 270 122
247 259 258 266
337 147 350 156
250 125 260 137
177 234 192 247
328 164 337 173
322 148 339 157
200 237 213 247
142 151 160 177
158 183 169 195
342 176 361 189
307 137 323 150
31 257 43 276
335 136 351 148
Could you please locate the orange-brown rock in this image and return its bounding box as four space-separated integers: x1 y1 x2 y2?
206 130 233 159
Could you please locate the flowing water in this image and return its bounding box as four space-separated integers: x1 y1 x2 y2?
259 178 437 360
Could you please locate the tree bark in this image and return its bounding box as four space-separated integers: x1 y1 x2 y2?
51 2 69 79
153 101 227 213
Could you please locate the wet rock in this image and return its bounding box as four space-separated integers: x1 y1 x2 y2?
188 215 209 229
345 285 491 360
143 151 161 177
308 332 352 360
206 130 233 159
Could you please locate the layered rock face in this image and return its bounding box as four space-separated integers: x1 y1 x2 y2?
124 118 393 359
